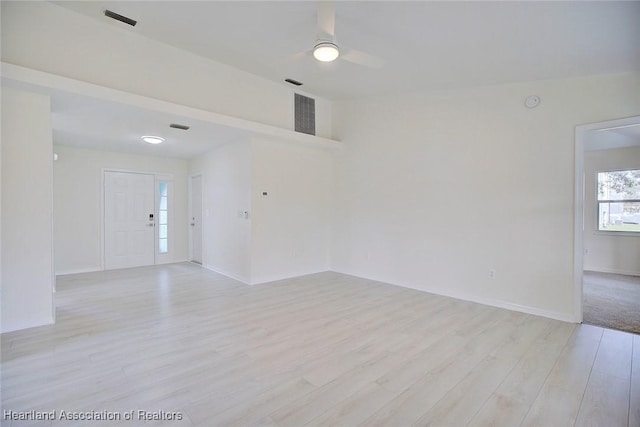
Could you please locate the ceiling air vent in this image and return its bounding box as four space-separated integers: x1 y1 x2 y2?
170 123 190 131
285 78 303 86
294 93 315 136
104 10 137 26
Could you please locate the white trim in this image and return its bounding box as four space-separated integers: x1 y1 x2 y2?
102 167 174 179
574 115 640 325
593 230 640 237
55 267 103 276
1 317 55 334
331 269 576 323
595 123 640 132
100 169 106 271
250 269 330 286
458 293 577 323
188 173 203 264
585 268 640 277
202 263 250 285
157 258 188 266
574 125 586 324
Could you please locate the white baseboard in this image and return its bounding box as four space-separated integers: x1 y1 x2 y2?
1 316 55 334
157 258 188 265
250 269 330 286
331 269 578 324
55 267 102 276
56 259 191 276
451 291 578 323
202 264 250 285
200 265 330 287
584 267 640 277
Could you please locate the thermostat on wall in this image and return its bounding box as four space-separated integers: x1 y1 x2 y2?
525 95 540 109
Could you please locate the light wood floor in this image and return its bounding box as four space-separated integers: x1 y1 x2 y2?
1 263 638 427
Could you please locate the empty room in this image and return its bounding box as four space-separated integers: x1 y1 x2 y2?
1 1 639 426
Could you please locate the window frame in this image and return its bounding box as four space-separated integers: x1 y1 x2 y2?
596 168 640 235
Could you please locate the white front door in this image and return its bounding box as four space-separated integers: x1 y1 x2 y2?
104 171 155 270
189 174 203 264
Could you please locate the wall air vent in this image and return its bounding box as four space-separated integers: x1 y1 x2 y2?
104 10 137 26
170 123 190 131
294 93 315 136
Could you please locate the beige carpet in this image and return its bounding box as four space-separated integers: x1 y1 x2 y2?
583 271 640 335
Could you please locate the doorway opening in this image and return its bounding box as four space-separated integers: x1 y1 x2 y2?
189 174 203 265
575 116 640 333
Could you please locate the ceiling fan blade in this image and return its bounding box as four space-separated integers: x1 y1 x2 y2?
317 1 336 38
277 49 312 65
341 48 384 69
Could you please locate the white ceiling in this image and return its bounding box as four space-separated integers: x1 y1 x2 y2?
51 92 248 159
53 1 640 100
35 1 640 158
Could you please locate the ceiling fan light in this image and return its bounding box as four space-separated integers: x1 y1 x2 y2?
313 42 339 62
141 135 165 144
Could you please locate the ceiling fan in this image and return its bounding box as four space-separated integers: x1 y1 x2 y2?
305 1 383 68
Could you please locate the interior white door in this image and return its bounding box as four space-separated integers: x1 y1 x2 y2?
104 171 155 270
190 175 203 264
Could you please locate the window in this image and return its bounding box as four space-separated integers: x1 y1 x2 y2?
158 182 169 253
597 169 640 233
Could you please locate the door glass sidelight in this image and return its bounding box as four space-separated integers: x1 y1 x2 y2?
158 182 169 253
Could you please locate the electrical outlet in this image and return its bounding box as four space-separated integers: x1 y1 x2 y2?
488 269 496 279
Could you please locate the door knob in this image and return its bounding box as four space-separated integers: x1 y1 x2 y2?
190 223 195 226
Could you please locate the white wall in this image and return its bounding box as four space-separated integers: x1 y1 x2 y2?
250 138 332 284
0 1 332 138
189 141 252 282
584 146 640 275
4 0 639 328
1 86 54 332
53 145 188 275
331 72 640 321
189 137 333 285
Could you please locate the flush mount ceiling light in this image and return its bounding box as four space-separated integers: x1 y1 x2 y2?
313 41 339 62
141 135 165 144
